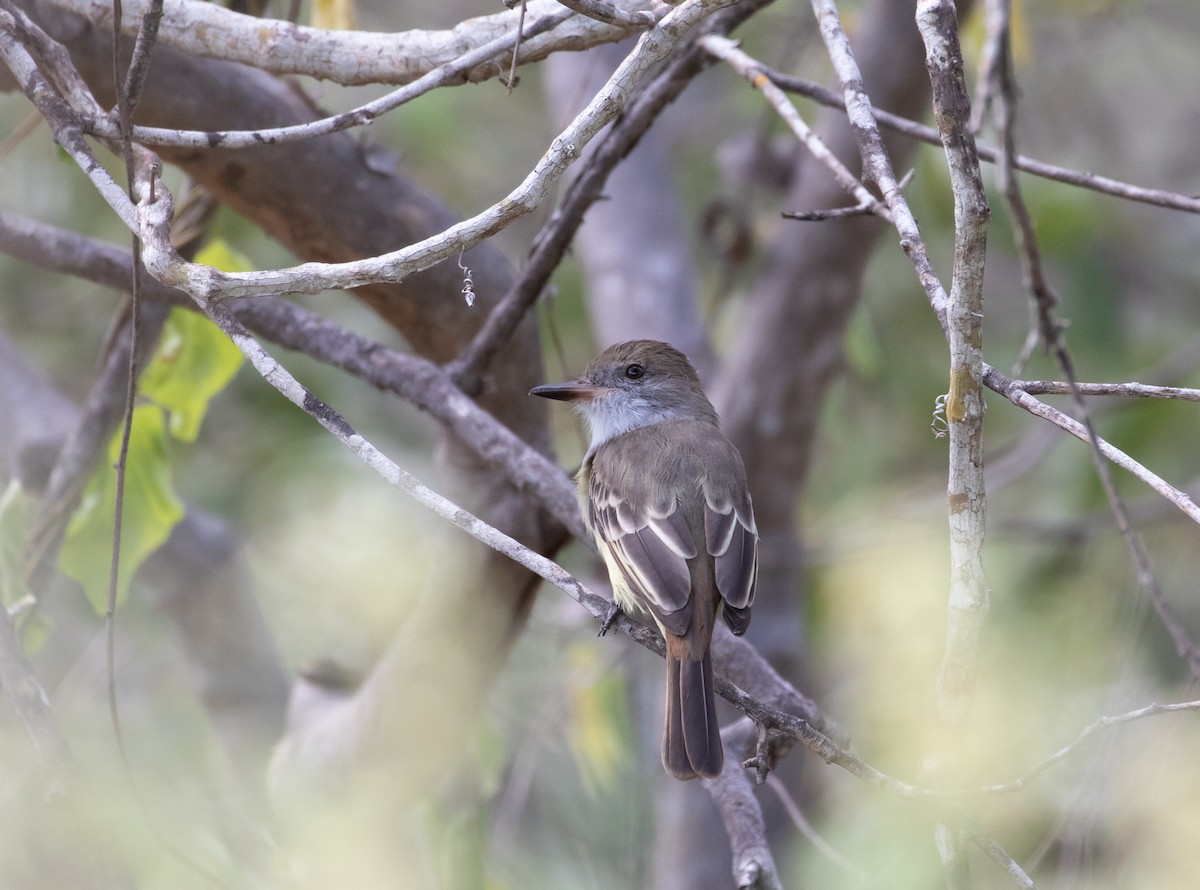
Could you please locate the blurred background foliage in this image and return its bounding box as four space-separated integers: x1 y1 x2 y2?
2 0 1200 887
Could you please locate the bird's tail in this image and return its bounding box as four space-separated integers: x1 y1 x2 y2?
662 643 723 780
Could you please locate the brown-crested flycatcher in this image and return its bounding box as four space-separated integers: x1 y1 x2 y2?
531 340 758 779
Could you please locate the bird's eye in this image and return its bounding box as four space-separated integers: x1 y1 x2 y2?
624 363 645 380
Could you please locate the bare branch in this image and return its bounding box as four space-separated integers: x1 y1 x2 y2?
117 0 161 117
0 8 135 229
701 34 891 222
46 0 642 86
808 0 951 328
956 700 1200 796
763 70 1200 216
0 209 585 541
124 0 742 301
117 6 576 149
1010 379 1200 402
916 0 991 728
449 0 768 389
983 0 1200 683
966 825 1039 889
781 201 878 221
556 0 660 28
985 368 1200 525
705 746 785 890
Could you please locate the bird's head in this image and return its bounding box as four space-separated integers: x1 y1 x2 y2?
530 340 718 449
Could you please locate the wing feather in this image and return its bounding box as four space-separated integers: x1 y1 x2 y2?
703 471 758 616
585 421 759 637
589 482 693 616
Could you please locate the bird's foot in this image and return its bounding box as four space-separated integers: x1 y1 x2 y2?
598 601 622 637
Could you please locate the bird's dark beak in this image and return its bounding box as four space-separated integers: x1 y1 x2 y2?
529 381 601 402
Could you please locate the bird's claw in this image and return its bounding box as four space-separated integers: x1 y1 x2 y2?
598 601 622 637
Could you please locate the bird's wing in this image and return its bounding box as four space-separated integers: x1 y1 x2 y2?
698 437 758 635
588 476 695 626
703 486 758 610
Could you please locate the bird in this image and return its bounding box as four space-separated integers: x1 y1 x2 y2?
531 340 758 779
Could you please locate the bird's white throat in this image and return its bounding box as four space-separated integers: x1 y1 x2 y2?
577 393 685 453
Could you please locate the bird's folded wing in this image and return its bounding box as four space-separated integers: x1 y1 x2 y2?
703 491 758 610
589 484 695 631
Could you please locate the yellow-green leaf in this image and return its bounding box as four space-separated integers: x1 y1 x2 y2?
140 304 243 443
194 238 255 276
59 405 185 613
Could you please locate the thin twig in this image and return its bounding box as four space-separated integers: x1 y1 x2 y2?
966 825 1039 889
808 0 951 329
781 202 877 221
0 9 137 229
763 70 1200 216
123 6 574 148
1010 380 1200 402
504 0 526 94
701 34 891 223
555 0 659 28
448 0 769 389
765 774 864 879
951 700 1200 796
2 0 109 120
986 0 1200 683
127 0 744 302
106 0 141 792
968 0 1007 134
119 0 162 118
783 169 915 222
985 367 1200 527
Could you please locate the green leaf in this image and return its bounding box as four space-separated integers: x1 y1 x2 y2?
140 307 244 444
59 404 185 613
194 237 255 276
140 239 246 443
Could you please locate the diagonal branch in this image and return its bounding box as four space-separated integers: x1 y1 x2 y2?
116 6 575 149
448 0 771 390
700 34 891 222
0 209 585 541
120 0 743 301
763 68 1200 216
0 7 135 228
983 0 1200 681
